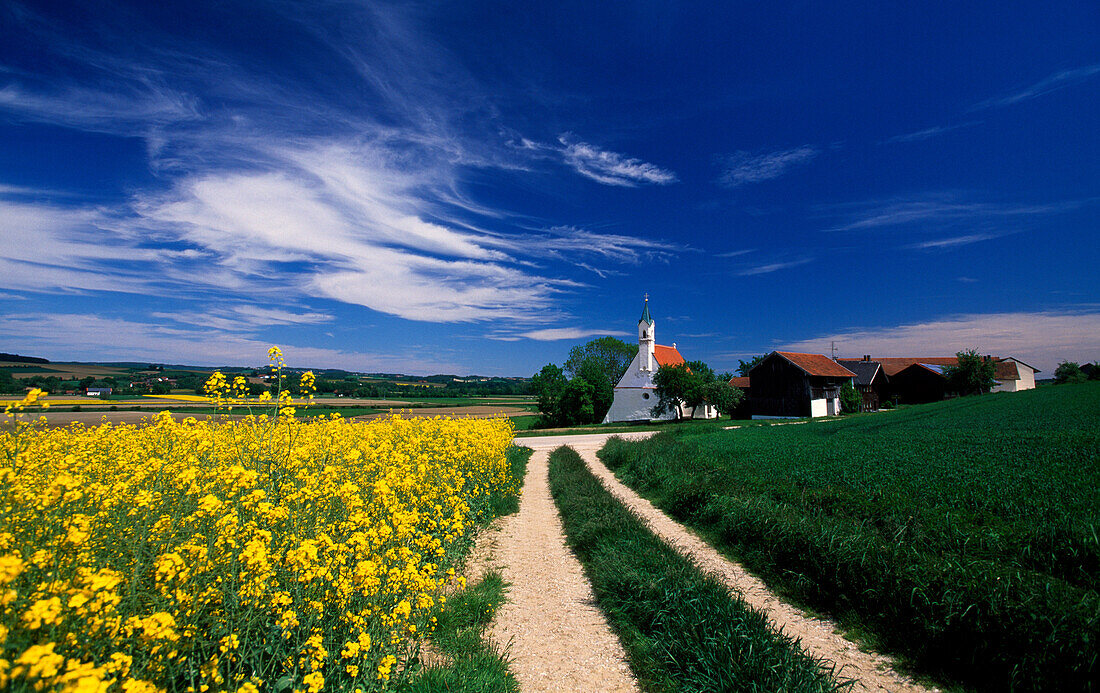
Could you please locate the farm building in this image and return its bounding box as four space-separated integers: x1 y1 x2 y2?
992 357 1039 392
602 298 717 422
836 356 887 411
870 357 958 404
889 362 950 403
748 351 855 418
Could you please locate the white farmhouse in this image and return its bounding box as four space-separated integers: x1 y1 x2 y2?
993 357 1040 392
602 298 716 423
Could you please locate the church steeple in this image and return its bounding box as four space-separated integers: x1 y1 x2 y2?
638 295 655 371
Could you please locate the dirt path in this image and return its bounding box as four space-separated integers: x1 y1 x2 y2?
474 435 655 693
542 432 933 693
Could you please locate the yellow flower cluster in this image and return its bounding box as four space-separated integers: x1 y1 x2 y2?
0 410 516 692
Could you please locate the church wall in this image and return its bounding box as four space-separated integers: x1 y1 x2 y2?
602 387 678 423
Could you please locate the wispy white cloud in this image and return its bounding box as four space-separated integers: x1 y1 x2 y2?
151 305 334 332
908 233 997 250
0 312 460 373
556 134 678 187
738 257 813 276
718 146 818 187
780 309 1100 373
972 63 1100 110
883 121 981 144
0 81 201 133
526 226 680 264
0 4 681 328
512 327 631 341
822 193 1086 233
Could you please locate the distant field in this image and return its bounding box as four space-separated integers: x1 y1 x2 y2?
599 383 1100 691
1 361 133 379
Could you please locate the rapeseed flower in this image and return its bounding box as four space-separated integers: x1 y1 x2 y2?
1 381 516 692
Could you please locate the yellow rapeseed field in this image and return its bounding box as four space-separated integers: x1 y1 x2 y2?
0 391 517 692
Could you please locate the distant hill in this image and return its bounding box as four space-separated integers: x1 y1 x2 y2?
0 353 50 364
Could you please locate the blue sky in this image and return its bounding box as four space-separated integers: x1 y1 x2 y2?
1 1 1097 375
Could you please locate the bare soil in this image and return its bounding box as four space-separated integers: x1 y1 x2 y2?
533 432 934 693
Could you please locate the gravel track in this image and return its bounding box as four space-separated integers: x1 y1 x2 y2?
535 432 934 693
475 436 648 693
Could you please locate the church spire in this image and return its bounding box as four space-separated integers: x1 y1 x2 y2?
639 294 654 325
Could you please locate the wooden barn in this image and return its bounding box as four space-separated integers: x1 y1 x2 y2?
748 351 855 418
889 362 950 404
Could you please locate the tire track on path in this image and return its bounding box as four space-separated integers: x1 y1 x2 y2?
548 432 934 693
481 434 653 692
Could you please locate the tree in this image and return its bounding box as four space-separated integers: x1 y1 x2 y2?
944 349 995 396
558 377 596 426
737 355 766 377
652 360 738 419
1054 361 1087 385
0 369 20 394
564 336 637 383
531 364 568 426
700 380 744 417
840 381 862 413
651 363 698 419
576 359 614 423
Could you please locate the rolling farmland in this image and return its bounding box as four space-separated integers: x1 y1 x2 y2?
599 383 1100 691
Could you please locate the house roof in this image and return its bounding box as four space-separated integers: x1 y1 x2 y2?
894 362 949 378
654 344 684 367
728 376 751 389
994 360 1020 380
998 356 1040 373
836 360 881 386
772 351 856 378
873 357 960 376
639 298 653 325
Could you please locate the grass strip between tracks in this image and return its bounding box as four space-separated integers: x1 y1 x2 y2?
548 445 847 693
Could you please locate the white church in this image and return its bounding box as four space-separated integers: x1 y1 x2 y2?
602 298 718 423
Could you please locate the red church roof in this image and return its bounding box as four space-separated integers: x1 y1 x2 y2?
774 351 857 378
654 344 685 367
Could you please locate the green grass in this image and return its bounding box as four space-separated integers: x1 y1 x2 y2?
398 571 517 693
548 446 846 693
516 415 747 438
397 445 530 691
598 383 1100 691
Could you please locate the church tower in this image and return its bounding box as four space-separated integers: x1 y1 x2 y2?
638 295 655 372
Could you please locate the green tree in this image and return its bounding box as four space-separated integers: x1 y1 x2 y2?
559 377 596 426
531 364 569 426
1054 361 1087 384
652 360 735 419
840 381 862 413
576 359 614 423
0 369 20 394
737 355 766 377
700 380 744 417
564 337 637 383
944 349 995 396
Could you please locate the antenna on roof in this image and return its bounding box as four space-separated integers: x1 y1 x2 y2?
831 340 837 360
